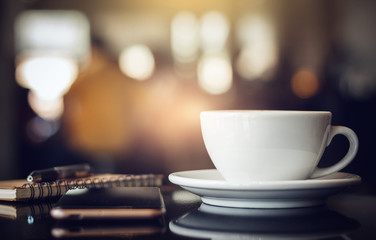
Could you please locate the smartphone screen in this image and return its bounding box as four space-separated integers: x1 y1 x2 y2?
50 187 165 220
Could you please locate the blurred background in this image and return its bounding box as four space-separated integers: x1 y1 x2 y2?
1 0 376 187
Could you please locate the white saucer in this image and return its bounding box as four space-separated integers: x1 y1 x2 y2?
168 169 361 208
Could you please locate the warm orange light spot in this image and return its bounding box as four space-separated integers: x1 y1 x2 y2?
291 70 319 99
63 48 139 155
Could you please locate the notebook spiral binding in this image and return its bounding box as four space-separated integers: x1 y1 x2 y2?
20 174 163 201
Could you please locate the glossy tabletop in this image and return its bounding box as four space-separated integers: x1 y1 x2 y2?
0 184 375 239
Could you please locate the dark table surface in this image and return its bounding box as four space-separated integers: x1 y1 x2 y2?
1 184 376 239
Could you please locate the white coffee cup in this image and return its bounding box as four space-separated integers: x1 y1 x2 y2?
200 110 358 182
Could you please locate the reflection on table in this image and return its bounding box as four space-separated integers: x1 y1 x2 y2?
51 218 166 238
170 203 359 240
0 186 375 239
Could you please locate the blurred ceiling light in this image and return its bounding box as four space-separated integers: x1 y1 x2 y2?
14 10 90 122
200 11 230 53
28 91 64 120
291 69 319 99
171 11 199 63
16 55 78 100
15 10 90 66
198 53 232 95
119 44 155 81
235 14 277 81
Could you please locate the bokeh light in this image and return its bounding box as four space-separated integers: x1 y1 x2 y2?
235 14 277 81
28 91 64 120
198 53 232 95
26 116 60 143
200 11 230 53
119 44 155 81
14 10 90 67
16 55 78 100
339 66 376 100
171 11 199 63
291 69 320 99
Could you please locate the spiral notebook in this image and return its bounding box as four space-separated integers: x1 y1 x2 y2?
0 174 163 202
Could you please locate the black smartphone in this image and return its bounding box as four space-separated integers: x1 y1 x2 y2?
50 187 165 220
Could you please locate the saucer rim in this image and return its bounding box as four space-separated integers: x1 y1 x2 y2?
168 169 361 190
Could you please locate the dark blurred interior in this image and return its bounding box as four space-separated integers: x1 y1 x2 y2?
1 0 376 188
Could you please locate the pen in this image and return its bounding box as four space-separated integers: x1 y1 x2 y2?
27 164 91 183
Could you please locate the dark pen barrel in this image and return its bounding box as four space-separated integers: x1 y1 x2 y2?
27 164 91 183
56 164 91 179
27 168 59 182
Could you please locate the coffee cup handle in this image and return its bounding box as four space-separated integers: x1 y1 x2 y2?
310 126 359 179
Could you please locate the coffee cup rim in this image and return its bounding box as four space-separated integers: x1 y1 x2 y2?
201 110 331 116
